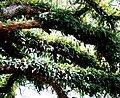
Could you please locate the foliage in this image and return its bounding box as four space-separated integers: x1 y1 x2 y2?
0 0 120 98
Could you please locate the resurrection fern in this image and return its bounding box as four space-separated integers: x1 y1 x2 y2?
0 0 120 98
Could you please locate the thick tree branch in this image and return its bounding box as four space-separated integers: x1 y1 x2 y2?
0 20 40 32
50 81 68 98
0 66 22 75
0 3 50 19
0 20 41 41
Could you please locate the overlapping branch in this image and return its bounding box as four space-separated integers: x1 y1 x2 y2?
0 59 120 97
40 12 120 66
0 20 98 69
0 65 68 98
25 38 98 69
0 4 119 66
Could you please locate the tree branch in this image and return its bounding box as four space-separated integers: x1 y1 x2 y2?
84 0 114 29
0 66 22 93
31 73 68 98
0 59 120 96
74 5 89 17
0 20 41 40
0 74 18 93
50 81 68 98
0 3 50 19
0 65 68 98
26 39 97 69
25 66 68 98
0 66 22 75
0 20 40 31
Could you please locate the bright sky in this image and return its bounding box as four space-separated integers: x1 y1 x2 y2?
15 85 112 98
15 85 57 98
15 84 81 98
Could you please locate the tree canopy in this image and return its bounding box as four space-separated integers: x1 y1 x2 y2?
0 0 120 97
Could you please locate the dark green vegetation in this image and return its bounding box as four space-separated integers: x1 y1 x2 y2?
0 0 120 98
